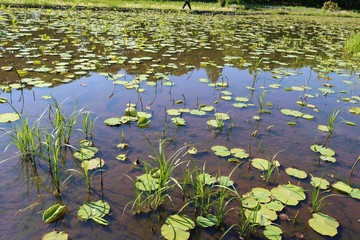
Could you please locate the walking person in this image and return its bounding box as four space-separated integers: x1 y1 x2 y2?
182 0 191 10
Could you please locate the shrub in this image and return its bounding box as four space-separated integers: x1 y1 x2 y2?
322 1 340 11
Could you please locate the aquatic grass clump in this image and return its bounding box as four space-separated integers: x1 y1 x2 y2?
344 32 360 57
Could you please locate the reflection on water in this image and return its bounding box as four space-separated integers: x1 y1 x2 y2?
0 7 360 240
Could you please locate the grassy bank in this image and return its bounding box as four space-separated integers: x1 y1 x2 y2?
0 0 359 18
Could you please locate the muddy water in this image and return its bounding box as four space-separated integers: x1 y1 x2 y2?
0 7 360 240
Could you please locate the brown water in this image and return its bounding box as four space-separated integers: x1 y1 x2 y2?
0 7 360 240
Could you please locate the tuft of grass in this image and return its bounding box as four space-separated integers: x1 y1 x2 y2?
344 32 360 57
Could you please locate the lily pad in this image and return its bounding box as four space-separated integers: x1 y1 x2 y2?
0 112 21 123
81 158 105 170
271 184 306 206
77 200 110 226
161 223 189 240
230 148 249 159
350 188 360 199
116 154 127 161
73 147 98 161
137 116 150 127
217 176 234 187
285 167 307 179
196 214 217 228
214 112 230 120
189 109 206 116
42 204 66 223
198 173 217 185
135 173 159 191
171 117 186 126
251 187 271 203
251 158 270 171
211 145 230 157
348 107 360 115
310 177 330 190
104 117 122 126
42 231 68 240
263 225 282 240
308 212 339 237
332 181 353 194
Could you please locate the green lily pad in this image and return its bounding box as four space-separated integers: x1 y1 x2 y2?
310 144 335 157
264 200 284 212
167 109 181 116
42 204 66 223
214 112 230 120
310 177 330 189
0 112 21 123
198 173 217 185
207 119 224 128
320 155 336 162
217 176 234 187
166 214 195 231
81 158 105 170
161 223 189 240
137 116 150 127
318 125 329 132
189 109 206 116
308 212 339 237
350 188 360 199
73 147 98 161
285 167 307 179
200 105 214 112
245 204 277 226
271 184 306 206
332 181 353 194
251 187 271 203
280 109 303 117
42 231 68 240
78 200 110 226
187 147 198 155
135 173 159 191
349 107 360 115
251 158 270 171
172 117 186 126
242 196 259 209
211 145 230 157
137 112 152 118
117 143 128 149
263 225 282 240
196 214 217 228
104 117 122 126
230 148 249 159
116 154 127 161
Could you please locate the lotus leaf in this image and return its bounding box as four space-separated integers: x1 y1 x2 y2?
196 214 217 228
81 158 105 170
42 231 68 240
161 223 189 240
79 140 93 148
77 200 110 226
349 107 360 115
137 112 152 118
251 187 271 203
263 225 282 240
230 148 249 159
211 145 230 157
135 173 159 191
350 188 360 199
235 97 249 102
310 144 335 157
0 112 20 123
332 181 353 194
221 95 232 101
172 117 186 126
285 167 307 179
217 176 234 187
42 204 66 223
198 173 216 185
233 103 248 108
308 212 339 237
302 114 314 120
271 184 306 206
251 158 270 171
137 117 150 127
310 177 330 189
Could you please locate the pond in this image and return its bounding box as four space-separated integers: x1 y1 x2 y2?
0 7 360 240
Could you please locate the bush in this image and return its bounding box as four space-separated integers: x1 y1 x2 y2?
322 1 340 11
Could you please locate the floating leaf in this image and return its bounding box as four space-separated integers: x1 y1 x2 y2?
117 143 128 149
0 112 20 123
251 158 270 171
242 196 259 209
196 215 217 228
171 117 186 126
264 200 284 212
349 107 360 115
165 214 195 231
73 147 98 160
200 105 214 112
207 119 224 128
167 109 181 116
280 109 303 117
230 148 249 159
350 188 360 199
104 117 122 126
135 173 159 191
189 109 206 116
161 223 189 240
217 176 234 187
198 173 217 185
263 225 282 240
42 231 68 240
187 146 197 155
214 112 230 120
308 212 339 237
116 154 127 161
245 205 277 226
271 184 306 206
81 158 105 170
332 181 353 194
345 121 356 126
317 125 329 132
310 177 330 190
251 187 271 203
285 167 307 179
78 200 110 225
137 116 150 127
42 204 66 223
211 145 230 157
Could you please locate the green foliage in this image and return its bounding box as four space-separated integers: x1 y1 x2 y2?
322 1 340 11
344 32 360 57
